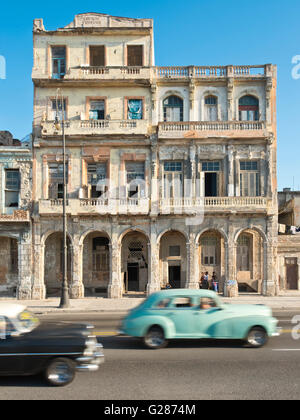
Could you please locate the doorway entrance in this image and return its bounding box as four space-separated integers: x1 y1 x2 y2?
286 258 298 290
127 263 139 291
168 265 181 288
205 172 217 197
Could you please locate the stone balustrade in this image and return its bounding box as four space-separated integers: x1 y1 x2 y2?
41 119 149 137
38 196 269 216
158 121 268 138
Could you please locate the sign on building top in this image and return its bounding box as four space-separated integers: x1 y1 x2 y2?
65 13 152 29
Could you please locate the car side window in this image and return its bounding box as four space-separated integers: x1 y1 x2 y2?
199 298 218 310
172 297 194 308
156 299 171 309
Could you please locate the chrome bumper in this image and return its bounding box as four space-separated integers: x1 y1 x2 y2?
75 344 104 372
272 327 282 337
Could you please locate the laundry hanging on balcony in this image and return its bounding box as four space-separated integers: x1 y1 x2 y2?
128 99 143 120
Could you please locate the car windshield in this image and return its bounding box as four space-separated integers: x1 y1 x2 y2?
17 310 40 332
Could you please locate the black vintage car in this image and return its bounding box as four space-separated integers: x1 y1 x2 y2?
0 303 104 386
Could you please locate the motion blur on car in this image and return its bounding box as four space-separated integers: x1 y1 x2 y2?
0 303 104 386
119 289 281 349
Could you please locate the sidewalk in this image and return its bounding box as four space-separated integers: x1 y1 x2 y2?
0 293 300 314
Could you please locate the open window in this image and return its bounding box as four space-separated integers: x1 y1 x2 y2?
87 163 107 198
201 161 220 197
126 162 145 198
89 100 105 120
51 46 66 79
163 96 183 122
48 163 68 199
239 95 259 121
5 169 20 208
51 99 67 121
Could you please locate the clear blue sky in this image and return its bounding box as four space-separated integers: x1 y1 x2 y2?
0 0 299 190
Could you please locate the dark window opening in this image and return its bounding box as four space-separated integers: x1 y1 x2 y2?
205 172 217 197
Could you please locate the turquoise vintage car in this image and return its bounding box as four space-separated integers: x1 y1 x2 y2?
119 289 280 349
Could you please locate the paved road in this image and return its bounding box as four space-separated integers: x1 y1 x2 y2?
0 311 300 400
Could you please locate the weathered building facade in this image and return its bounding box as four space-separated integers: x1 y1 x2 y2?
0 132 32 298
29 12 278 299
278 189 300 291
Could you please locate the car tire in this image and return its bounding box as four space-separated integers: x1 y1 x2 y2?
143 326 168 350
245 327 268 348
45 357 76 387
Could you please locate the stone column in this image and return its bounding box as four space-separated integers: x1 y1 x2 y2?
146 218 160 295
227 145 235 197
263 240 277 296
17 230 33 300
150 138 159 216
263 215 278 296
31 220 46 300
225 241 239 297
107 220 122 299
70 238 84 299
186 233 199 289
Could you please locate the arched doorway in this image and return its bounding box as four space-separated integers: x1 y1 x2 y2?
82 232 110 296
236 229 264 293
0 236 18 297
159 230 187 289
44 232 71 297
198 230 225 292
121 231 148 293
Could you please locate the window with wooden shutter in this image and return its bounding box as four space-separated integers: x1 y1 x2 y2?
5 170 20 207
201 237 217 266
237 235 250 271
204 96 218 121
163 161 183 198
127 45 143 66
89 46 105 67
240 161 260 197
163 96 183 122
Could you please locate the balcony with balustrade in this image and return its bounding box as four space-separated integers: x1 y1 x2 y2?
159 196 271 215
154 64 273 81
158 121 269 139
40 119 150 138
38 198 150 216
38 195 270 217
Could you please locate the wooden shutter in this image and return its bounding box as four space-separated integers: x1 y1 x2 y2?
127 46 143 66
90 46 105 67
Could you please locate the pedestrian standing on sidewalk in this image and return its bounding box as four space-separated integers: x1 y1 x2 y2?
212 272 218 293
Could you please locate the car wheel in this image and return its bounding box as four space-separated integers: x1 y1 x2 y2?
144 326 168 349
245 327 268 348
45 358 76 386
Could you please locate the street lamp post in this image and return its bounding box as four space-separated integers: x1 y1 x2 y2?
55 89 70 309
